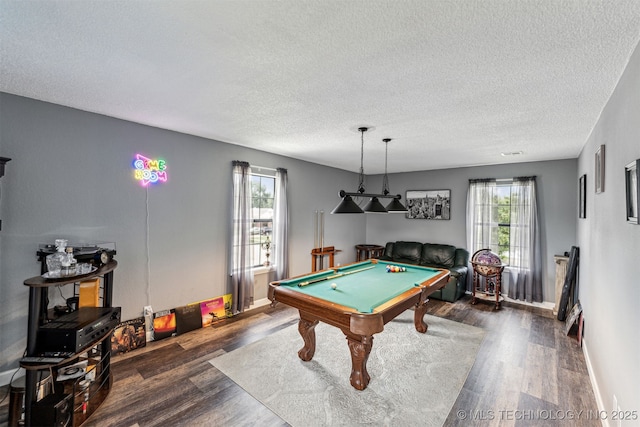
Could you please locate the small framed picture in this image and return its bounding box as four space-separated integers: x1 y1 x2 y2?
564 301 583 336
595 145 605 193
625 159 639 224
405 190 451 220
578 174 586 219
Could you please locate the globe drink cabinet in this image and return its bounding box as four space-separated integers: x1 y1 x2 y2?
470 249 505 310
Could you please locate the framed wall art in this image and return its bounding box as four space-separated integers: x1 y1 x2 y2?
595 145 605 193
405 190 451 220
564 300 583 336
579 174 586 219
625 159 639 224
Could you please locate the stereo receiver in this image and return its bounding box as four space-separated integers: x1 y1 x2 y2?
37 307 121 354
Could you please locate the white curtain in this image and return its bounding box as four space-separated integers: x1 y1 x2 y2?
466 179 499 292
230 161 254 313
274 168 289 280
508 177 542 302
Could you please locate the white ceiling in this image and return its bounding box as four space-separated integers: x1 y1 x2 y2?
2 1 639 174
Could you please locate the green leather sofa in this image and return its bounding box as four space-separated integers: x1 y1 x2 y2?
379 241 469 302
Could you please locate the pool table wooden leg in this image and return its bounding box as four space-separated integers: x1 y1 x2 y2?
345 334 373 390
297 313 319 361
414 300 429 333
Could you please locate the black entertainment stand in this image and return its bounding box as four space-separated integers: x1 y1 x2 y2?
21 260 118 426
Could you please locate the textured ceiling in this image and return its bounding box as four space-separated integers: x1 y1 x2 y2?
2 1 639 173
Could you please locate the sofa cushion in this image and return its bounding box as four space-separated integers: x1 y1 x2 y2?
382 242 395 260
391 241 423 264
420 243 457 268
454 248 470 267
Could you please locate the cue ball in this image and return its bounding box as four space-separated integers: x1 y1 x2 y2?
331 283 337 290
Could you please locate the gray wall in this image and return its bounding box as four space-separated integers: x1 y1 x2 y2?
577 41 640 416
365 159 578 303
0 93 366 373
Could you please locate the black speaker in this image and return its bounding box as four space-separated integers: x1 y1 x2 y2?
31 392 73 427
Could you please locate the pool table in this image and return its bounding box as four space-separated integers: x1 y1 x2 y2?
268 259 450 390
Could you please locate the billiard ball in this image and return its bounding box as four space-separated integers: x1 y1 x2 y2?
331 283 337 290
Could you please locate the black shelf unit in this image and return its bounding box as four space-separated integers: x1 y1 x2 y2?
21 260 118 426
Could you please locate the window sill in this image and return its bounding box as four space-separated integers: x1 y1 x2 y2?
253 265 275 276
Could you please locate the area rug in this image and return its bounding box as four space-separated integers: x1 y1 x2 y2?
209 312 484 427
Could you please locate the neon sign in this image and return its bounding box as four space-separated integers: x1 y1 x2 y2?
133 154 167 186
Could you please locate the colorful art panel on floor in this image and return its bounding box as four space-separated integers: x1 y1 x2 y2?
153 309 176 340
200 294 233 327
175 303 203 335
111 317 147 356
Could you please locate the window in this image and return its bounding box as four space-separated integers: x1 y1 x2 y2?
467 180 533 268
231 166 277 268
495 184 512 265
249 172 275 267
467 176 541 302
231 161 289 312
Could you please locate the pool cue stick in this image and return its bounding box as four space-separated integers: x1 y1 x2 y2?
320 210 324 251
298 265 376 287
313 210 317 249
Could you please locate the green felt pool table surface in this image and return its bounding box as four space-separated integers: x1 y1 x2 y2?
277 260 442 313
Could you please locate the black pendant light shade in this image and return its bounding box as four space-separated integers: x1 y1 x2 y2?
363 197 388 213
386 196 408 213
331 194 364 214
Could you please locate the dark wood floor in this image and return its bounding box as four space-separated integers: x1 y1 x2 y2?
0 296 599 426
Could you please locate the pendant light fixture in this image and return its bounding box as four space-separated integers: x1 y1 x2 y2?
381 138 407 213
331 127 407 214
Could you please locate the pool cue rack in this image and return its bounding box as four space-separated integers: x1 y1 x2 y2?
311 210 341 272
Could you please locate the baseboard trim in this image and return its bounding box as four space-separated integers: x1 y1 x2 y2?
248 298 271 310
582 338 608 427
502 295 555 311
463 291 555 311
